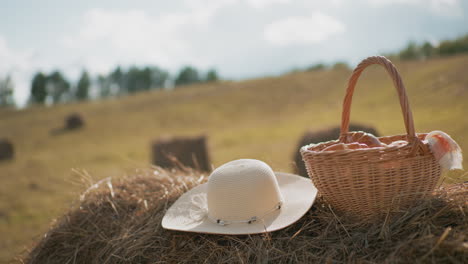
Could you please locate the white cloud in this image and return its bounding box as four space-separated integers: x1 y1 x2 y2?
246 0 345 9
62 1 236 74
0 35 40 106
368 0 462 16
264 12 346 46
183 0 239 24
62 9 188 73
245 0 292 8
0 36 34 74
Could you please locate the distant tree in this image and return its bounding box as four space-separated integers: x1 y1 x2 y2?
126 66 148 93
47 71 70 104
140 67 152 91
307 63 327 71
205 69 219 82
175 66 200 86
332 61 350 70
126 67 136 93
30 72 47 104
150 67 170 88
421 42 434 58
438 35 468 56
386 34 468 61
438 40 455 56
0 75 14 107
76 71 90 101
109 66 124 94
97 75 112 98
399 42 420 60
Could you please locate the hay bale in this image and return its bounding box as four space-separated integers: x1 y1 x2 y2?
0 138 14 161
24 168 467 263
65 113 84 130
293 124 379 176
152 135 211 172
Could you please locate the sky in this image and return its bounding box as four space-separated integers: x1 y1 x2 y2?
1 0 467 106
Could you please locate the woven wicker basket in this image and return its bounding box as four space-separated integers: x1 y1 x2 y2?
300 56 442 220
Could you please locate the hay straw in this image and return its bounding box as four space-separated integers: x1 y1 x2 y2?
22 168 467 263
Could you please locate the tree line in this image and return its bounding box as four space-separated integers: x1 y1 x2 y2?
1 33 468 108
388 34 468 61
294 33 468 74
28 66 219 105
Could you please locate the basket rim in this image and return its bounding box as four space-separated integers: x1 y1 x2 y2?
300 132 429 155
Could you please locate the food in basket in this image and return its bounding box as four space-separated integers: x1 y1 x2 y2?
320 132 383 152
345 132 383 147
347 143 369 149
320 130 463 171
387 140 408 147
322 142 369 151
425 131 463 170
322 143 347 151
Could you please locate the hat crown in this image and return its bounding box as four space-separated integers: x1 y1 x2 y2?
207 159 283 222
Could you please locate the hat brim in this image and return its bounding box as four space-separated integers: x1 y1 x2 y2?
162 172 317 235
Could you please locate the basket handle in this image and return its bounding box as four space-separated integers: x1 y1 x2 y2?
339 56 425 154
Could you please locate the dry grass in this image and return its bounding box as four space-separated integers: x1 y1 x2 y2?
23 168 467 264
1 55 468 262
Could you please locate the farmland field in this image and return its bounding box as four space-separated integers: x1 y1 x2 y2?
1 55 467 262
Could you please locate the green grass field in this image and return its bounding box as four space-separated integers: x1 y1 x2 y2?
1 55 467 262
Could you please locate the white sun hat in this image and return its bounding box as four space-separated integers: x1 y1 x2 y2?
162 159 317 235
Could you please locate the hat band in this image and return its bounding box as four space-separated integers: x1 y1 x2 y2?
208 201 283 226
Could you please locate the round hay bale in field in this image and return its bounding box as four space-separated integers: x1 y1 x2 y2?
65 113 84 130
23 168 467 263
0 138 14 161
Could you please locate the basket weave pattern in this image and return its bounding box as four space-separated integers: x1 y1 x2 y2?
300 56 442 219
